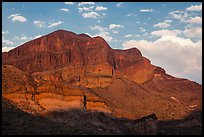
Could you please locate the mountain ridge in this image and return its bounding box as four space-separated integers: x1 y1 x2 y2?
2 29 202 122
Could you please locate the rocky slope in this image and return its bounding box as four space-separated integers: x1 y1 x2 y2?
2 30 202 134
2 97 141 135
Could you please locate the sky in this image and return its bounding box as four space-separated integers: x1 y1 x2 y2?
2 2 202 84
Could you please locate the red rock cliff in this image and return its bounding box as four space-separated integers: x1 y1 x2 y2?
2 29 152 77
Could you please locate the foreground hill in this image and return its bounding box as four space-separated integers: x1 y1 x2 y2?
2 97 140 135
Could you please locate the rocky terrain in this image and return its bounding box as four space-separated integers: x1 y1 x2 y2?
3 97 141 135
2 30 202 135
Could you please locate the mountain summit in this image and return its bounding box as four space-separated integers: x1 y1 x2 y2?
2 30 202 122
2 29 154 84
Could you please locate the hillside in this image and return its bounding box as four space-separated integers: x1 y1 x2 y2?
2 29 202 135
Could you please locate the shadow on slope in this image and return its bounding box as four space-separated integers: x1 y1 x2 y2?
2 97 72 135
2 97 139 135
2 97 202 135
157 110 202 135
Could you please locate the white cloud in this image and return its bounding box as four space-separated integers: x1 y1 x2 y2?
164 19 172 23
155 35 194 46
151 29 181 36
186 3 202 11
90 25 113 42
170 10 202 24
78 8 83 12
95 6 107 11
2 47 16 52
139 27 146 32
19 36 27 40
79 6 94 12
2 30 8 35
124 34 140 38
184 24 194 29
183 27 202 38
169 10 188 22
82 11 99 19
60 8 69 12
95 31 113 42
90 25 106 32
112 30 119 34
64 2 74 5
48 21 64 28
8 14 27 23
153 22 171 28
33 20 45 28
127 13 137 17
140 9 154 12
125 34 133 38
149 35 153 39
78 4 106 19
2 38 14 45
122 36 202 84
143 33 148 36
84 6 94 11
116 2 124 7
15 34 33 42
78 2 95 6
185 16 202 24
109 24 124 29
135 34 140 37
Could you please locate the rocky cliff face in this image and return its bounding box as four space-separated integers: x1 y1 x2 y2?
2 30 202 121
2 30 160 85
2 30 111 72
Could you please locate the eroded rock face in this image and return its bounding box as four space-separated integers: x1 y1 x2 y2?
2 30 111 72
2 30 202 121
111 48 142 70
2 30 155 84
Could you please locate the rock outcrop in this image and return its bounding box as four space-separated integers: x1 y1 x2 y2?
2 29 202 121
2 30 157 85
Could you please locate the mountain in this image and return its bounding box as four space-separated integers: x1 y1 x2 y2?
2 30 202 134
2 30 155 84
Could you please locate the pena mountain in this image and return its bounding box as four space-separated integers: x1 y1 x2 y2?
2 30 202 134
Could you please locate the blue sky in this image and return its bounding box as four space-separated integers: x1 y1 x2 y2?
2 2 202 84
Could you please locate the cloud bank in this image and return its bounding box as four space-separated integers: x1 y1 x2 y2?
123 32 202 84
